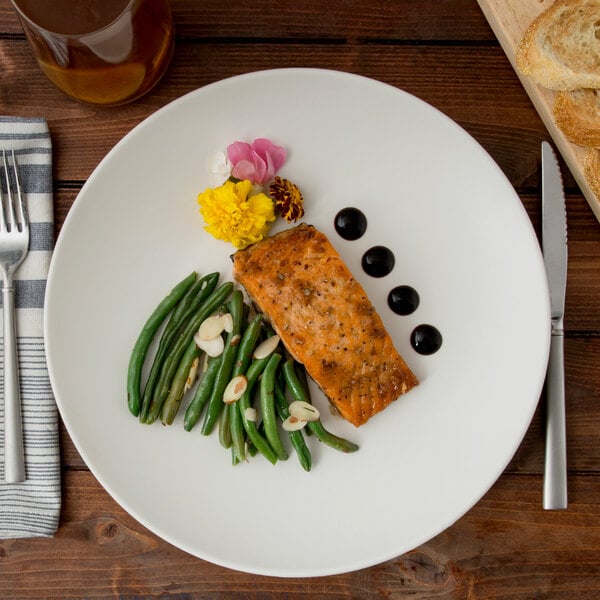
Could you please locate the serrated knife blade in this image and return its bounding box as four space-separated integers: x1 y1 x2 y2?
541 141 568 510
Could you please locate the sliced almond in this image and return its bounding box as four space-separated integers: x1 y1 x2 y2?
184 356 200 392
223 375 248 404
197 314 225 341
221 312 234 333
289 400 320 421
282 415 307 431
194 334 224 357
252 334 280 359
244 407 258 422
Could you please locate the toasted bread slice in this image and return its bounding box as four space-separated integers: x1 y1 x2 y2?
554 89 600 147
584 147 600 199
516 0 600 90
232 224 419 427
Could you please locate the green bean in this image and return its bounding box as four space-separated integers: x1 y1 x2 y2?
228 402 246 463
282 358 359 454
278 349 308 433
233 313 263 375
274 382 311 471
260 353 287 461
201 290 244 435
281 358 307 401
285 357 312 436
219 402 232 449
238 357 278 464
139 273 219 423
160 340 201 425
139 273 214 423
246 420 266 457
183 355 221 431
306 420 359 453
294 359 312 400
228 313 263 463
161 272 218 348
127 271 197 417
246 438 258 457
149 282 233 422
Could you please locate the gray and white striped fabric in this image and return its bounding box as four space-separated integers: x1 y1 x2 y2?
0 117 60 538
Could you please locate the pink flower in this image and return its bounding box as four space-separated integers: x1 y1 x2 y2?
227 138 287 185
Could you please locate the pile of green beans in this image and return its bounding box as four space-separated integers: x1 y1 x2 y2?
127 271 359 470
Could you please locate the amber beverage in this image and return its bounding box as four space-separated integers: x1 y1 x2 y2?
11 0 174 105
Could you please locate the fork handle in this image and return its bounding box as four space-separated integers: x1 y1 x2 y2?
543 328 567 510
3 284 25 483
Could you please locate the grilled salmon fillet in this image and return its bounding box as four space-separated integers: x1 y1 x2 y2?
232 223 418 427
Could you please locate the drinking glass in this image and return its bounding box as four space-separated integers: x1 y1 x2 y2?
11 0 174 106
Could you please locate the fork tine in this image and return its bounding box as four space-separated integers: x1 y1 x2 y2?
2 150 17 232
10 150 27 232
0 150 8 232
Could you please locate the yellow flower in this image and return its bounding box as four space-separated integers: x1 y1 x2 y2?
197 179 276 249
269 176 304 222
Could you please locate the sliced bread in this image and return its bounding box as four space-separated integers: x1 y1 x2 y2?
554 88 600 147
516 0 600 90
584 147 600 197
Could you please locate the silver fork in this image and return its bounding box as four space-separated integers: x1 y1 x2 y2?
0 150 29 483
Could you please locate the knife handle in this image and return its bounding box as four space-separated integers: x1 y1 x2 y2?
543 328 567 510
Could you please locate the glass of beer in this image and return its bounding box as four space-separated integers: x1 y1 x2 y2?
10 0 174 106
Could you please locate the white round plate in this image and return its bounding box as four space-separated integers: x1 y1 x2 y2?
45 68 550 577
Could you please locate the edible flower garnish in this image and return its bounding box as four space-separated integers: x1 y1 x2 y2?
206 151 231 186
269 176 305 222
227 138 287 185
197 138 305 248
197 179 275 249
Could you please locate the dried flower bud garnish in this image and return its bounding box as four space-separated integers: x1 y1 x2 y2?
269 176 305 222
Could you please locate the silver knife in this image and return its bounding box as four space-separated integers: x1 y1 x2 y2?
541 141 568 510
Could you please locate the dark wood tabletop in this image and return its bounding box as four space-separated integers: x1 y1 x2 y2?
1 1 599 597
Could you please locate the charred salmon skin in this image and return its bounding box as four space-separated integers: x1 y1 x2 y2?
232 223 418 427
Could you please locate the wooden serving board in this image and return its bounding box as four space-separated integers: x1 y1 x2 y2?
477 0 600 223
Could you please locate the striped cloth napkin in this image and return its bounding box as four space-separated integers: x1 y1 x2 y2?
0 117 60 538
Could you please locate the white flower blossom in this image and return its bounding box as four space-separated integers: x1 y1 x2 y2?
206 150 232 185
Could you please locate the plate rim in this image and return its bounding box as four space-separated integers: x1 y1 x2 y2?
45 67 551 577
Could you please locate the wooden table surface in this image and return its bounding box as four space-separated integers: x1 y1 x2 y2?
1 1 600 597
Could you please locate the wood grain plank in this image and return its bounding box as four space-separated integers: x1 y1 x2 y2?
0 470 598 598
1 0 599 595
507 334 600 474
0 0 495 41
